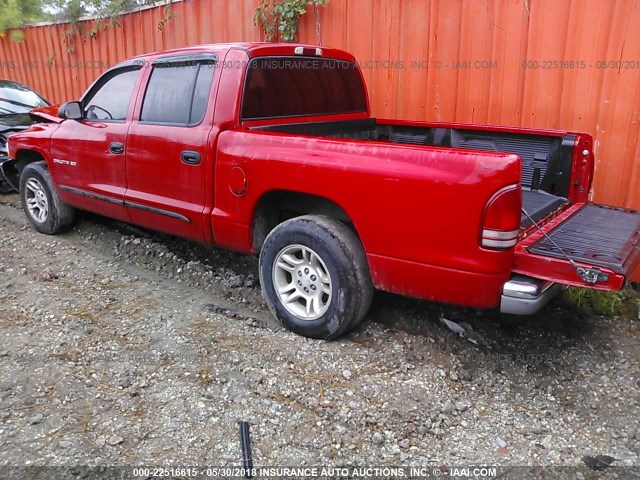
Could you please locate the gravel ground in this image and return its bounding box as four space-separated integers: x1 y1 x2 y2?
0 193 639 476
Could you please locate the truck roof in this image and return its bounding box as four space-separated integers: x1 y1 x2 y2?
124 42 356 63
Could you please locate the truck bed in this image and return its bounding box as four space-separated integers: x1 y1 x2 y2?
255 118 574 189
255 119 572 228
521 190 568 227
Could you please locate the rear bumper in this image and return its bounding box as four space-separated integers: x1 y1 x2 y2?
500 274 563 315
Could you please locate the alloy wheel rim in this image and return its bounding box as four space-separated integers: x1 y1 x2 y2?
25 178 49 223
272 244 332 320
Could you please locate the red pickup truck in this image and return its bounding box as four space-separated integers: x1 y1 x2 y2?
4 43 640 339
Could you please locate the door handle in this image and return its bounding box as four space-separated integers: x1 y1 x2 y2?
109 142 124 154
181 150 201 165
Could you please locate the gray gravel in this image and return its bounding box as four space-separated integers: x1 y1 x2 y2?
0 194 639 471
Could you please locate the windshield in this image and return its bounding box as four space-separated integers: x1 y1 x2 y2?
0 81 48 116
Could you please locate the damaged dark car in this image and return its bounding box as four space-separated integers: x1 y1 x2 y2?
0 80 49 193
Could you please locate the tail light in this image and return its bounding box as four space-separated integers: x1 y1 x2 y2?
481 184 521 250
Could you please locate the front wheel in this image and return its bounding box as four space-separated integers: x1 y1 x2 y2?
259 215 373 340
19 162 76 234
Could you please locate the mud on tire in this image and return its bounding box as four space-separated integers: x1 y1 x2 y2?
259 215 373 340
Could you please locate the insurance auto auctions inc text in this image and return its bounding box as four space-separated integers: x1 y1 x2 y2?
254 466 498 478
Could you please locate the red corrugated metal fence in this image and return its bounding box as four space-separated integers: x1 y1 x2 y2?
1 0 640 277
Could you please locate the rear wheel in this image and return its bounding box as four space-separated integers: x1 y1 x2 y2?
259 215 373 340
19 162 75 234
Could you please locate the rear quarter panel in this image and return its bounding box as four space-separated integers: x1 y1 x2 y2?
213 131 522 304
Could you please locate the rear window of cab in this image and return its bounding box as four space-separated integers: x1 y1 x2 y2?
241 57 367 121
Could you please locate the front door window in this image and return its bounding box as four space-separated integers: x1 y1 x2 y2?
83 68 139 121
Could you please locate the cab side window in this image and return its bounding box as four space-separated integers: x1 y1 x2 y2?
140 60 216 126
83 67 140 121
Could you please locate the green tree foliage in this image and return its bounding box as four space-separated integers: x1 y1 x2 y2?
254 0 328 42
0 0 43 36
45 0 161 24
0 0 162 33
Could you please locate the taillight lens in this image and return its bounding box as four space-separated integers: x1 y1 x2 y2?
481 185 521 250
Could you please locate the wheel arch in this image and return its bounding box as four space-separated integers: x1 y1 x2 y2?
251 189 360 253
1 149 48 192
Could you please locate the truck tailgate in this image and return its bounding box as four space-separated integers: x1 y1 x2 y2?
514 203 640 289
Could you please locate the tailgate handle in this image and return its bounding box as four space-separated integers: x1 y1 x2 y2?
181 150 201 165
109 142 124 155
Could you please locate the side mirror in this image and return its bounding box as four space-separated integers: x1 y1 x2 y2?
58 101 83 120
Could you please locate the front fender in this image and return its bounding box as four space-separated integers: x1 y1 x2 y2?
7 122 60 174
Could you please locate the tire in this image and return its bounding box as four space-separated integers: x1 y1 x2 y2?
19 161 76 235
259 215 373 340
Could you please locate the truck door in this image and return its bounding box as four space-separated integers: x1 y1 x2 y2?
124 53 218 241
515 201 640 290
50 65 142 222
